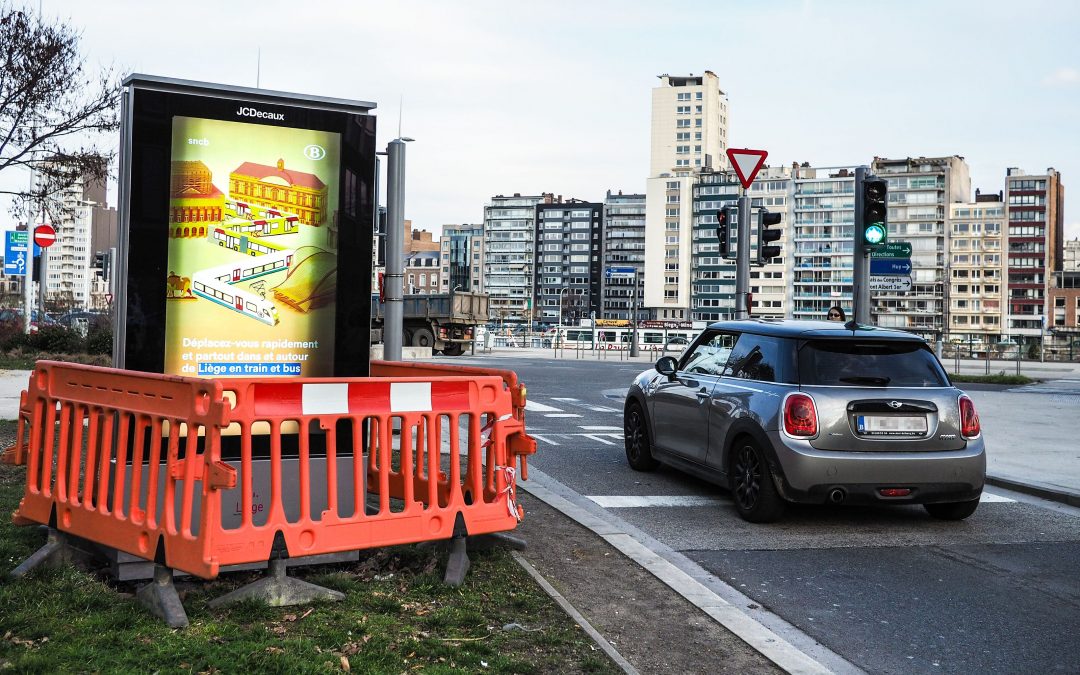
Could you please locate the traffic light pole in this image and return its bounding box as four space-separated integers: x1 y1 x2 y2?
629 269 640 357
852 166 871 324
735 192 751 320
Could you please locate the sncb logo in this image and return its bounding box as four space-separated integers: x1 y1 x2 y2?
304 144 327 160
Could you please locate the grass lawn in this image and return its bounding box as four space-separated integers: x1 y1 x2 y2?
0 422 616 674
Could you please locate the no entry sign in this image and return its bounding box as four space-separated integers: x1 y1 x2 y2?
33 224 56 248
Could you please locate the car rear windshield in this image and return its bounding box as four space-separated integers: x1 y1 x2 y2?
798 339 949 387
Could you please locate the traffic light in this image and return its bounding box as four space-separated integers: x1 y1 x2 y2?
756 208 782 265
716 206 735 259
860 176 888 249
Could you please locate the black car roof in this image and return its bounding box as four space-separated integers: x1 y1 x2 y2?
704 319 927 341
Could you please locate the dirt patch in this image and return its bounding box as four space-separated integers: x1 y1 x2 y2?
514 493 781 674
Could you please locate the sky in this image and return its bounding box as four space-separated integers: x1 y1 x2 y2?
11 0 1080 239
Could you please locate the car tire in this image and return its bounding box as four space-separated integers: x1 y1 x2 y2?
624 402 659 472
730 438 786 523
442 342 464 356
923 499 979 520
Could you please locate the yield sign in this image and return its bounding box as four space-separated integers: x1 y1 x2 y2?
726 148 768 189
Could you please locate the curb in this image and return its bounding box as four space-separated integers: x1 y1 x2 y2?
511 552 640 675
986 474 1080 508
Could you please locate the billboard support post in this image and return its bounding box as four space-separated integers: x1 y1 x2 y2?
384 139 407 361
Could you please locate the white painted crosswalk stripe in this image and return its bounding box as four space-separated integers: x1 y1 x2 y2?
580 425 622 431
544 413 582 418
525 400 564 412
980 493 1015 503
582 433 617 446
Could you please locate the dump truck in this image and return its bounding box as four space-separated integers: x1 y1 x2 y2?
370 291 488 355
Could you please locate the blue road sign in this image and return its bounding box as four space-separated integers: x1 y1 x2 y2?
4 231 28 276
605 266 636 279
870 258 911 275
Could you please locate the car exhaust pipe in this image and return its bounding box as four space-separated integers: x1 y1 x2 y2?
828 488 846 504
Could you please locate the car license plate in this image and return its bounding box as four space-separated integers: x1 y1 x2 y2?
856 415 926 437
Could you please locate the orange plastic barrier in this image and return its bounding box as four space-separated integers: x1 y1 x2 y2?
369 359 535 478
10 361 534 579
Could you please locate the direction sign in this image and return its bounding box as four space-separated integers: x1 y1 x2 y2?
33 223 56 248
870 241 913 259
3 231 27 276
726 148 768 189
869 275 913 292
605 266 636 279
870 258 912 275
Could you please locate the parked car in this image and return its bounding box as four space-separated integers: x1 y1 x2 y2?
624 319 986 523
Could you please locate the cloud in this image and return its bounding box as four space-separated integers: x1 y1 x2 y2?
1042 67 1080 86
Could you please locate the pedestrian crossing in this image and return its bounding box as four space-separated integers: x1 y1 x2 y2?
1009 379 1080 395
525 396 621 419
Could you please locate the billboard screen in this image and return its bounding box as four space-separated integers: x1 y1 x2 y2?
117 76 376 377
164 116 341 377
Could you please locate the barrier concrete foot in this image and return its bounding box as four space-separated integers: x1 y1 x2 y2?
443 535 471 587
466 532 528 552
136 564 189 629
9 528 75 578
208 559 345 609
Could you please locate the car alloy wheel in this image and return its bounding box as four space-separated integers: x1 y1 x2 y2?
729 438 786 523
624 404 658 471
732 444 762 511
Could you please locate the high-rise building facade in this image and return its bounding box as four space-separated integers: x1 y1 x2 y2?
690 170 738 322
947 192 1006 345
439 224 484 294
747 167 793 319
534 200 603 325
483 192 553 322
649 72 729 177
871 156 970 336
1064 238 1080 272
601 191 650 321
1005 168 1065 340
39 172 105 311
791 165 856 320
644 71 730 319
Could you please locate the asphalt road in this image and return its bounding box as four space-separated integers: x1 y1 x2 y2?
441 353 1080 674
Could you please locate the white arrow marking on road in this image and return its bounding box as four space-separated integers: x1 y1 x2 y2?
588 495 728 508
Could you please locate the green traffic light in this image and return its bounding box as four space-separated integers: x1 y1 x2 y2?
864 223 887 245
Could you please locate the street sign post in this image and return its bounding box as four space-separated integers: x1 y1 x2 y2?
870 258 912 275
726 148 769 189
868 275 913 292
33 224 56 248
870 242 912 258
604 266 636 279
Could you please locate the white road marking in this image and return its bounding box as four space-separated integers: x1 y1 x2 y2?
580 425 622 431
544 413 582 418
551 397 580 402
583 404 620 412
532 434 560 446
525 400 564 412
582 434 617 446
588 495 728 508
980 493 1016 503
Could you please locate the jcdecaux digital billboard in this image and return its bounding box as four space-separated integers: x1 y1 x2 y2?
116 75 376 377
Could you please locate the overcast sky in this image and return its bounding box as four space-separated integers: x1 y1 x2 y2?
23 0 1080 239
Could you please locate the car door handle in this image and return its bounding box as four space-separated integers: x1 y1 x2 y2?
696 389 710 400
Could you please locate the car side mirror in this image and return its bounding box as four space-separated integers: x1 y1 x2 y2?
655 355 678 377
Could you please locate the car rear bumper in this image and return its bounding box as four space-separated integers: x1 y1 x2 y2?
767 431 986 505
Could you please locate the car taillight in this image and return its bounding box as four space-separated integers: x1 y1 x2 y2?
784 393 818 437
959 395 980 439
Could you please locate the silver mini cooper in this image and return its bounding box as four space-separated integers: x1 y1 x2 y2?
624 320 986 523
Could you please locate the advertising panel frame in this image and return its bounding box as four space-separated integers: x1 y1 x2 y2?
115 74 377 377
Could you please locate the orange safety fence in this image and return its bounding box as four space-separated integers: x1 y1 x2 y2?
369 359 535 479
7 361 535 580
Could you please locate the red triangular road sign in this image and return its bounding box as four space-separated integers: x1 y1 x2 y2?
726 148 769 189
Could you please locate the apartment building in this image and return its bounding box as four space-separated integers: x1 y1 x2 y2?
690 170 738 322
405 251 441 294
601 191 651 321
947 191 1006 345
1004 167 1065 339
439 224 484 294
38 171 106 311
791 165 856 320
534 200 603 325
644 71 730 319
483 192 554 322
870 156 970 336
1064 238 1080 272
